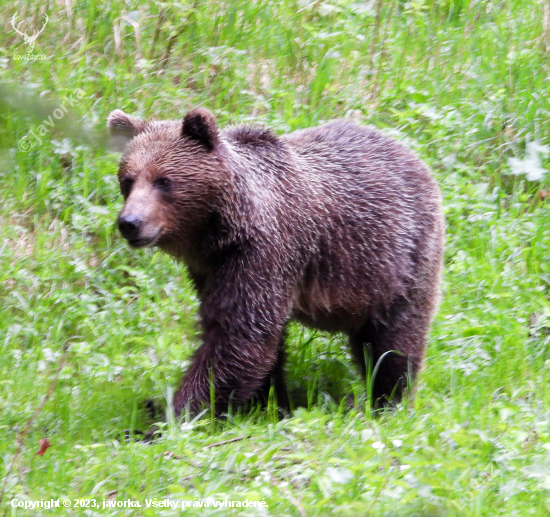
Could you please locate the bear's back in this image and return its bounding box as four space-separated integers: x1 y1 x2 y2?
284 120 429 184
278 120 443 330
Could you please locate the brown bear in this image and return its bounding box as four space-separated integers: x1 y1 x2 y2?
107 107 444 417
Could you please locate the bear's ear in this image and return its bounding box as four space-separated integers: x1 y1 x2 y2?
107 109 147 152
182 108 219 151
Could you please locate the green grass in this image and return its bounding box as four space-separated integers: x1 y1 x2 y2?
2 0 550 515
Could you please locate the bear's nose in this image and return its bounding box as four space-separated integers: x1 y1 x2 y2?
118 214 142 240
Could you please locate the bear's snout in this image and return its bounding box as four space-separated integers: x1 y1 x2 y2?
118 214 142 241
117 211 163 248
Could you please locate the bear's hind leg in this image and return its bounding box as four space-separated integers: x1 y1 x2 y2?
349 308 427 408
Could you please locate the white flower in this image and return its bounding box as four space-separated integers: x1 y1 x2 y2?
508 142 549 181
361 429 374 442
372 441 386 450
326 467 353 484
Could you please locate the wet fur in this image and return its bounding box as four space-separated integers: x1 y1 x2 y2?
108 108 445 416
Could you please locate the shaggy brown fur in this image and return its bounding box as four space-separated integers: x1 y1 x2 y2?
107 107 444 417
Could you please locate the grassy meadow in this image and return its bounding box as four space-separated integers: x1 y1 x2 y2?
2 0 550 515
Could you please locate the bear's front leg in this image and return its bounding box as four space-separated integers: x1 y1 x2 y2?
172 256 294 417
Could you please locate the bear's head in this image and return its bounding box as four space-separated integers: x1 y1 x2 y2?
107 108 227 254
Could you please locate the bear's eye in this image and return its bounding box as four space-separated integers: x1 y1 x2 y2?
153 177 172 191
120 177 134 197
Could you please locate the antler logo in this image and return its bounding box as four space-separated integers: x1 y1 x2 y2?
11 13 49 54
